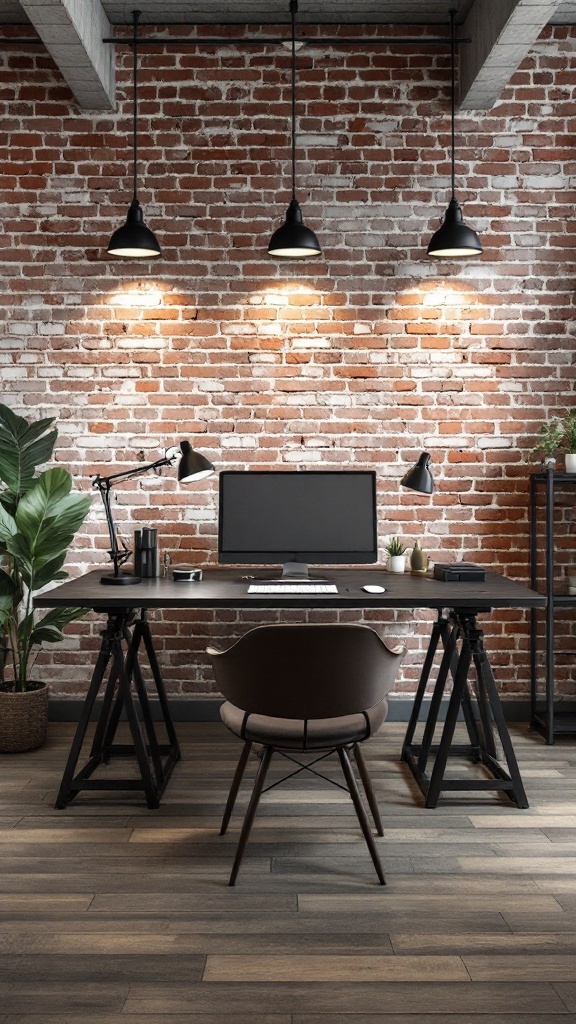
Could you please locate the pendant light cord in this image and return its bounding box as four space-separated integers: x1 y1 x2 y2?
290 0 297 200
132 9 140 202
450 8 456 201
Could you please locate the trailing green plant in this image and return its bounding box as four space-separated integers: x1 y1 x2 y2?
0 403 91 693
385 536 407 557
562 412 576 453
529 418 565 461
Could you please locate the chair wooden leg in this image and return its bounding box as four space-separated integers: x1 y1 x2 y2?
220 740 252 836
229 745 273 886
352 743 384 837
337 747 386 885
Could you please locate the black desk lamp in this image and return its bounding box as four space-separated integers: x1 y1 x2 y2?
401 452 435 494
93 440 214 585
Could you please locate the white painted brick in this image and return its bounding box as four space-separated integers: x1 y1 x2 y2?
477 436 513 449
283 450 322 462
291 336 331 349
220 435 258 448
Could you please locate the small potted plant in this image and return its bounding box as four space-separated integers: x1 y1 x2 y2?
0 403 91 753
529 418 565 469
562 412 576 473
385 536 407 573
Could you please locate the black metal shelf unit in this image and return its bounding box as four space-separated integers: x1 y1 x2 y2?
530 468 576 743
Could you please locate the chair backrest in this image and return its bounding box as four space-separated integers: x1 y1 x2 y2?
207 623 405 720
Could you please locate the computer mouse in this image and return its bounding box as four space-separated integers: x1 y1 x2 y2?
362 584 386 594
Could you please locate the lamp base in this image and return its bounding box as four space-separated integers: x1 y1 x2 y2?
100 572 142 586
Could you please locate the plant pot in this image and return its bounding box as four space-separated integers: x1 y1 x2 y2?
566 454 576 473
389 555 406 573
0 682 49 753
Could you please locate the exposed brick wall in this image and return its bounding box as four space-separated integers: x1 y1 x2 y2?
1 22 575 699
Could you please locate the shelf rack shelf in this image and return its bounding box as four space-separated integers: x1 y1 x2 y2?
530 468 576 743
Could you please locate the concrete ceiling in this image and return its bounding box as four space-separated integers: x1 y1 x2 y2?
0 1 479 25
0 0 573 110
2 0 575 25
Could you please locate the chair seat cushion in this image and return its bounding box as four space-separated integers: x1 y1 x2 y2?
220 699 388 750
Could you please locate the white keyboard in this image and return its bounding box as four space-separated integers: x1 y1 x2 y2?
247 583 338 595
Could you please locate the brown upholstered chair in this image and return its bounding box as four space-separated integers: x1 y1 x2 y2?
207 623 406 886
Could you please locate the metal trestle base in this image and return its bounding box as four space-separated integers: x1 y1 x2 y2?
55 609 181 809
401 609 528 809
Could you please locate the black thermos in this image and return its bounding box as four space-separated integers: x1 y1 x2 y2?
134 528 160 578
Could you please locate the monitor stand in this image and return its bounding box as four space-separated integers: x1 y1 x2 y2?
268 562 330 583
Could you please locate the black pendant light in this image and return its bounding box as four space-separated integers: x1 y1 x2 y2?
268 0 321 259
427 10 482 259
107 10 161 259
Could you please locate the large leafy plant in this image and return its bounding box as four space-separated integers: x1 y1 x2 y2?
0 403 91 692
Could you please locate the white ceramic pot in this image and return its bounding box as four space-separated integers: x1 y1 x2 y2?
389 555 406 573
565 453 576 473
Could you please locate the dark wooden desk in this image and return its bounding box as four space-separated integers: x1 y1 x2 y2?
37 567 545 810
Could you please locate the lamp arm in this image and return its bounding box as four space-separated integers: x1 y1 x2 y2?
92 454 174 575
93 478 130 576
92 454 173 490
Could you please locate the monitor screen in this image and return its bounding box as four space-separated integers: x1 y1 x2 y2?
218 470 377 567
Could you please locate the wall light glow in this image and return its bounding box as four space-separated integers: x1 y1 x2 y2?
107 283 165 308
399 279 480 312
249 281 324 306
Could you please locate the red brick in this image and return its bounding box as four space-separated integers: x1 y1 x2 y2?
0 23 574 697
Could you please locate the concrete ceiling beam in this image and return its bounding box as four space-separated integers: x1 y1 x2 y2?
459 0 564 110
19 0 114 109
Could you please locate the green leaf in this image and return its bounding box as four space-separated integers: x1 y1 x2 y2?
15 469 91 567
33 606 86 629
0 490 19 518
0 503 17 546
0 594 13 632
32 555 68 591
29 607 89 647
29 626 64 645
0 567 17 600
0 404 57 496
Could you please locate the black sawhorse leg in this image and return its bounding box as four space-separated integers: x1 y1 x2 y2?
402 608 528 809
55 609 181 809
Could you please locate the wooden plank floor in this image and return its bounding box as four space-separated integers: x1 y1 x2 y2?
1 720 576 1023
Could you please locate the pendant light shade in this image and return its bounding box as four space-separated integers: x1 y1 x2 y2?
268 197 321 258
427 12 482 260
427 197 482 258
107 10 161 259
268 0 321 259
107 197 161 258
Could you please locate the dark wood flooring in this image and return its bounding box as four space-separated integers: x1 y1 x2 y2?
1 720 576 1023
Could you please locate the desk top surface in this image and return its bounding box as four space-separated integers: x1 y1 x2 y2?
35 567 546 612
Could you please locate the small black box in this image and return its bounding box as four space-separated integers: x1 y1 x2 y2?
172 567 203 582
433 562 486 583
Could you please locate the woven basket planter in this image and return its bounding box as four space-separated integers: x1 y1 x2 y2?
0 683 49 753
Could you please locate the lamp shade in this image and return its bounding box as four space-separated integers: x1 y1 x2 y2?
107 198 162 259
177 440 215 483
268 198 321 259
427 198 482 259
401 452 434 495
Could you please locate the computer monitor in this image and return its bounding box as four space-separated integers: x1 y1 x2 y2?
218 470 377 579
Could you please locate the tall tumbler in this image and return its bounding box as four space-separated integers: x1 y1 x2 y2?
134 528 160 578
